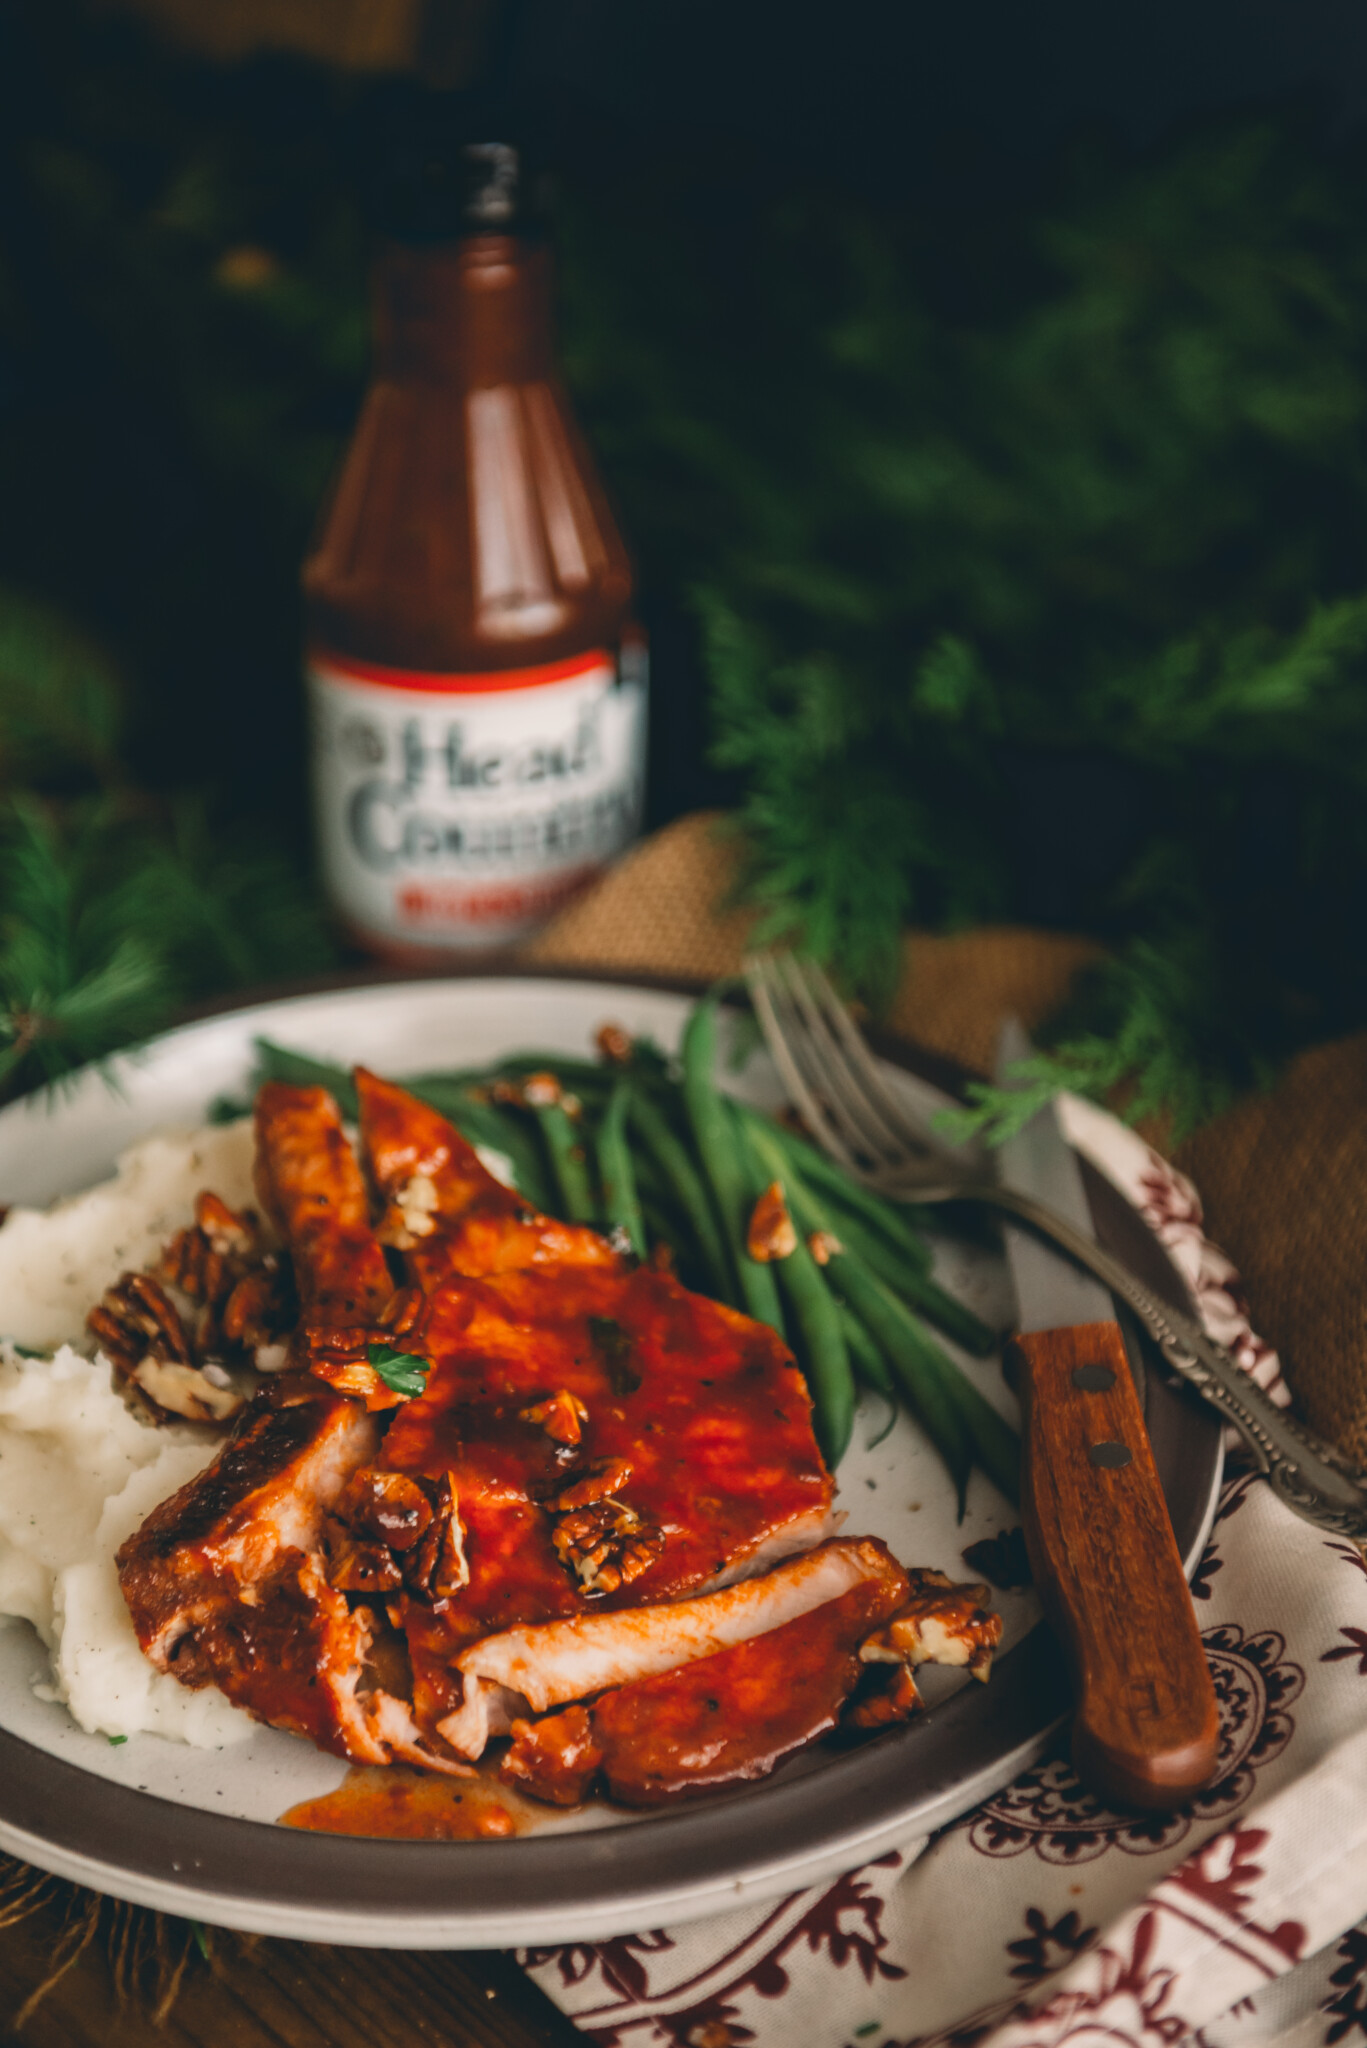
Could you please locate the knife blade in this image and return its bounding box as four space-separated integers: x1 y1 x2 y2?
995 1019 1219 1811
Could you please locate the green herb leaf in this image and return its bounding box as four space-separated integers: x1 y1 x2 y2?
587 1315 641 1395
107 1734 128 1745
366 1344 432 1399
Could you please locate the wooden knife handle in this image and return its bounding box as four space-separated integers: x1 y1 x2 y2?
1006 1319 1220 1811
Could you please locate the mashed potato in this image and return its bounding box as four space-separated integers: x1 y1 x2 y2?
0 1123 262 1747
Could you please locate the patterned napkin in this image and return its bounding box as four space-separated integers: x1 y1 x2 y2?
522 1101 1367 2048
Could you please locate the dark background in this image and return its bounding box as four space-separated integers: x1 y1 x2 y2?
3 0 1365 832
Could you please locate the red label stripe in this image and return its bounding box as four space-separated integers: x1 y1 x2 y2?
309 647 613 695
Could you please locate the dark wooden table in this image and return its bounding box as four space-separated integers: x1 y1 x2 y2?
0 1881 581 2048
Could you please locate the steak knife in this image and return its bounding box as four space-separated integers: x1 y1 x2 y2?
996 1020 1220 1811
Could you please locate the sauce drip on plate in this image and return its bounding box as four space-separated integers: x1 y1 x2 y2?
281 1764 540 1840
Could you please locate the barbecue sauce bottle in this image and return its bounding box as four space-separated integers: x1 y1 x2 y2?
303 143 645 959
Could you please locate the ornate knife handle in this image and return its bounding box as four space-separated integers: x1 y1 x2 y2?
979 1183 1367 1541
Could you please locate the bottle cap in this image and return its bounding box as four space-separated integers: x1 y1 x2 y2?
460 142 519 226
366 87 535 242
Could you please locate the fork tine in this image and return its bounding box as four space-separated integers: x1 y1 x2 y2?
750 952 914 1178
744 954 870 1177
791 956 956 1167
772 954 910 1169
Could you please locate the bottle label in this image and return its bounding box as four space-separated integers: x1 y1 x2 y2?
308 643 648 951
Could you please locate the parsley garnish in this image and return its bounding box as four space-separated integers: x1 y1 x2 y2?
108 1734 128 1745
366 1344 432 1399
588 1316 641 1395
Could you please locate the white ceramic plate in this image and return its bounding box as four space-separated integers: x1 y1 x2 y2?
0 975 1222 1946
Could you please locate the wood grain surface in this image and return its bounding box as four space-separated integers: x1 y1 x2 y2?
1007 1319 1220 1811
0 1889 581 2048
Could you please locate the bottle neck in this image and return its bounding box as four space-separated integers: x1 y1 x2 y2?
372 234 555 385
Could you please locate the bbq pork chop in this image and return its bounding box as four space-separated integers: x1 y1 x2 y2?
119 1077 824 1760
117 1070 1001 1799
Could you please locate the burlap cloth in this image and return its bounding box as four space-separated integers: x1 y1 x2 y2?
527 809 1367 1466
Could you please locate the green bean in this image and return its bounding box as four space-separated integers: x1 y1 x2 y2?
770 1140 997 1356
737 1106 934 1272
681 992 784 1334
638 1194 683 1258
789 1182 932 1297
744 1122 855 1465
837 1301 895 1397
935 1365 1021 1507
597 1078 646 1257
627 1089 735 1301
895 1269 999 1357
832 1255 974 1513
498 1045 672 1081
533 1101 597 1224
849 1257 1018 1508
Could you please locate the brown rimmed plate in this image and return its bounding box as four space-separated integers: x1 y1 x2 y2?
0 974 1221 1947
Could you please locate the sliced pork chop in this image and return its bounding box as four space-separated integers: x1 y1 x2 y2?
118 1072 836 1778
502 1571 908 1806
119 1088 462 1770
116 1376 388 1756
330 1075 835 1744
356 1067 615 1281
440 1537 897 1758
253 1082 393 1324
369 1256 833 1741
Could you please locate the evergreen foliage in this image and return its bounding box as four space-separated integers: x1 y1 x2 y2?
557 120 1367 1130
5 11 1367 1127
0 587 334 1094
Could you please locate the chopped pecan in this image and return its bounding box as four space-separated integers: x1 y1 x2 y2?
340 1468 434 1551
327 1471 468 1603
501 1704 602 1805
89 1273 191 1371
327 1532 404 1594
858 1570 1002 1683
846 1662 924 1728
88 1274 251 1423
405 1474 470 1601
552 1495 663 1595
747 1182 797 1263
158 1193 256 1301
555 1457 633 1512
595 1022 634 1066
521 1071 562 1109
154 1192 294 1361
520 1389 589 1445
220 1269 290 1350
376 1175 440 1250
299 1301 432 1411
193 1190 256 1258
378 1287 427 1338
129 1357 245 1426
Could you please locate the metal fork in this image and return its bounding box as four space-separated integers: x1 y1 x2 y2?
744 949 1367 1539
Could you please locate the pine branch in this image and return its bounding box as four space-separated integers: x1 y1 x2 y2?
0 798 336 1098
937 930 1274 1146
